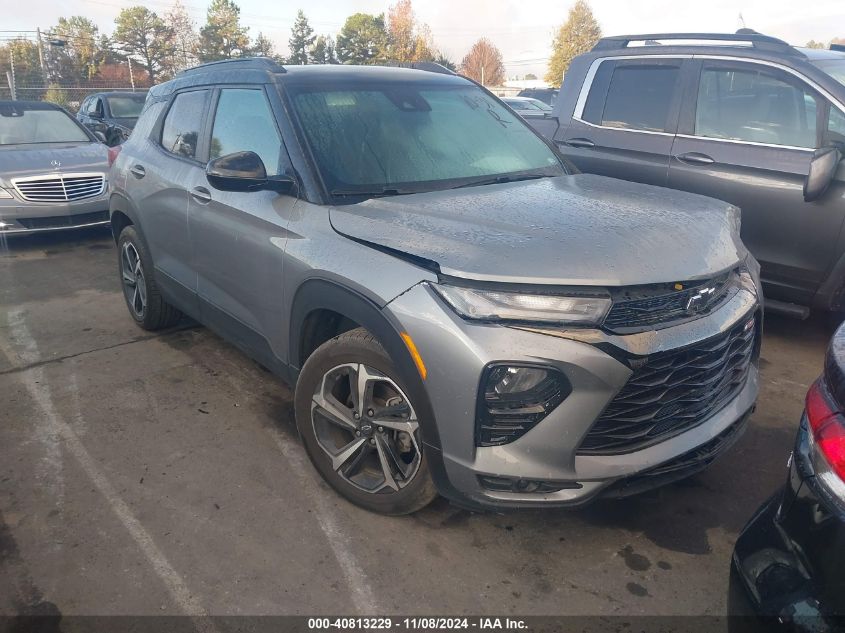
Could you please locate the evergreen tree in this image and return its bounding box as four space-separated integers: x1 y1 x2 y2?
288 10 315 65
197 0 250 62
545 0 601 87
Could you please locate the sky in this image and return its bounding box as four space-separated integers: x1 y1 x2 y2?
3 0 845 79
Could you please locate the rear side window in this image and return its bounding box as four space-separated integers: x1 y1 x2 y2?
582 63 680 132
209 89 283 176
161 90 208 159
828 106 845 145
695 66 818 148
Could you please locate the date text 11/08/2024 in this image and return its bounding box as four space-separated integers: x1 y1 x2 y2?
307 618 528 630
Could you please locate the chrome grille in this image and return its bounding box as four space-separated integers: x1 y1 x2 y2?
578 314 757 455
13 173 105 203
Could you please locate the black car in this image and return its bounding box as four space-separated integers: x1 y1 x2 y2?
730 322 845 631
516 87 558 105
77 91 147 146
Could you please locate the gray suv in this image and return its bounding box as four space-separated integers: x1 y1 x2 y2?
110 58 762 514
527 32 845 317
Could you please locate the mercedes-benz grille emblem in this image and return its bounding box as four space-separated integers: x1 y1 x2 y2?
50 159 61 170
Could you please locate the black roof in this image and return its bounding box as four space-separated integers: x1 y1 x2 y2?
148 57 464 101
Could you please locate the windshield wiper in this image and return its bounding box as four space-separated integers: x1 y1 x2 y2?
330 188 417 199
451 173 548 190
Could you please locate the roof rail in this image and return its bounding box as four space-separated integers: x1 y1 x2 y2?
381 61 456 75
177 56 285 77
592 32 802 57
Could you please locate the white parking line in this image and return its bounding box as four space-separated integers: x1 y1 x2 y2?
0 309 215 629
268 430 380 615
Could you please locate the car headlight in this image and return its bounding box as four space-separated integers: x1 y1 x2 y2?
0 188 13 199
431 283 611 326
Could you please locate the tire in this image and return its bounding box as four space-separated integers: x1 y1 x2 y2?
295 328 438 515
117 225 182 331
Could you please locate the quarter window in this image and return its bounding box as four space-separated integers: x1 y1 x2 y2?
210 89 283 176
161 90 208 159
828 106 845 145
582 63 680 132
695 67 818 148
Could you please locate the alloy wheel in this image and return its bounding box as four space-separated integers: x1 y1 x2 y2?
310 363 422 494
121 241 147 318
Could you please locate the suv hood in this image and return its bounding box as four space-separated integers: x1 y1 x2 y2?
0 142 108 186
329 174 746 286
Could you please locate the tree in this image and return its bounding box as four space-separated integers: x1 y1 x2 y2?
0 39 45 99
524 73 537 80
50 17 105 82
113 7 174 83
433 52 456 71
806 40 826 49
386 0 435 62
198 0 250 62
460 38 505 86
165 1 198 73
309 35 337 64
545 0 601 87
288 10 315 65
251 32 276 58
336 13 388 64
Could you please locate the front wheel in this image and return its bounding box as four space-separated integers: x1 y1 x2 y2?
294 328 437 515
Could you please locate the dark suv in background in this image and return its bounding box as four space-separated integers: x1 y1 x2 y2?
528 32 845 317
78 91 147 147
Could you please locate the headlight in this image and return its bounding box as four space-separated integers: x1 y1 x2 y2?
0 188 13 199
431 283 611 325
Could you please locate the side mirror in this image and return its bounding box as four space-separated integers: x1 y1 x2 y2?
804 146 842 202
93 130 107 144
206 151 296 194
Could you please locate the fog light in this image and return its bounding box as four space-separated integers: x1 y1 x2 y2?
478 475 582 494
476 364 571 446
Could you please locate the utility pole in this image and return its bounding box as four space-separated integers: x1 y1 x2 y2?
36 28 46 79
6 72 15 101
128 58 135 92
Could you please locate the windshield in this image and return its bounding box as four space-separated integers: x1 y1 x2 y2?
107 95 145 118
813 59 845 86
288 83 565 196
0 106 90 145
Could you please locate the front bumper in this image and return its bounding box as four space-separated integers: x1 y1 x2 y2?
387 278 760 509
0 190 110 236
730 421 845 631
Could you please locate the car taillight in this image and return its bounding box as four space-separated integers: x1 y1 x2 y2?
805 378 845 500
107 144 122 167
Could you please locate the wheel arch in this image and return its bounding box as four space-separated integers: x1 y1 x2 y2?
289 278 444 455
108 192 142 243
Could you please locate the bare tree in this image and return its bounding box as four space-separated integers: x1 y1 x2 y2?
165 0 198 73
460 38 505 86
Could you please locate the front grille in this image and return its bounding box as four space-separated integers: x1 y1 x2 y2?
604 271 735 332
15 210 108 230
578 314 757 455
13 173 105 202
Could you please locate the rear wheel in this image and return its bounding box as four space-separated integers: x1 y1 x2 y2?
295 328 437 515
117 225 182 330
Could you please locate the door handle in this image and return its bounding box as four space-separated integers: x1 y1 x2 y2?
675 152 715 165
129 165 146 179
564 137 596 148
191 186 212 204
